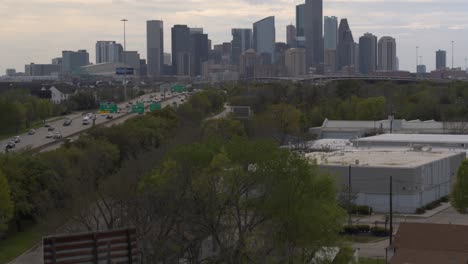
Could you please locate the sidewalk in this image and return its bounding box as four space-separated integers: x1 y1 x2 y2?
352 203 451 225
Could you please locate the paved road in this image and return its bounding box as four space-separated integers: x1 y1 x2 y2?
0 92 187 154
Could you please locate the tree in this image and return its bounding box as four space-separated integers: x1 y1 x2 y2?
202 118 247 142
0 170 14 232
139 138 345 262
255 104 302 144
452 160 468 214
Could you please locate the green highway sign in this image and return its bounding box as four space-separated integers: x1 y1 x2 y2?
131 102 145 114
150 102 162 112
99 102 118 113
172 85 186 93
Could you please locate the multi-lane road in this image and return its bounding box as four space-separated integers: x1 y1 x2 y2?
0 92 188 154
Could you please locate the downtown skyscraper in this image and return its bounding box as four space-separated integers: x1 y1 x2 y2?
436 50 447 70
95 41 123 64
337 18 355 70
172 25 191 76
378 36 397 71
359 33 378 74
231 29 252 66
253 16 276 64
146 20 164 77
304 0 323 67
324 16 338 51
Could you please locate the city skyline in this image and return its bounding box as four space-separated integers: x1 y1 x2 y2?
1 0 468 74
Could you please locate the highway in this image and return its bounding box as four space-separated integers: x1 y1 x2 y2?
0 92 188 154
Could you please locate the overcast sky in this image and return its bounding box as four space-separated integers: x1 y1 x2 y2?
1 0 468 74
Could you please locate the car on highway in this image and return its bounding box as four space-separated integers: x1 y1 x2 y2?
44 122 51 127
12 136 21 143
46 132 54 138
106 115 113 120
53 132 63 139
48 125 55 131
28 129 36 135
63 119 72 126
5 141 16 150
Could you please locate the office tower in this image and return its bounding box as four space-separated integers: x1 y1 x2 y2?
147 20 164 77
253 16 276 62
190 33 209 76
304 0 323 67
52 58 63 65
378 36 397 71
25 63 61 76
337 19 355 70
172 25 191 75
123 51 141 74
231 29 252 66
324 49 336 73
324 16 338 51
296 4 305 37
275 42 289 66
240 49 261 78
417 65 426 74
62 50 89 73
164 53 171 65
287 25 297 47
436 50 447 70
359 33 378 74
96 41 123 64
190 28 203 34
285 48 306 77
139 59 147 76
6 69 16 76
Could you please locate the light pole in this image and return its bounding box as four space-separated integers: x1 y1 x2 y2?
416 46 419 73
121 19 128 101
451 41 455 69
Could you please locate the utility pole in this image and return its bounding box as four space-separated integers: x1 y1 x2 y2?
464 57 468 72
451 41 455 69
348 165 352 225
416 46 419 73
389 175 393 246
121 19 128 101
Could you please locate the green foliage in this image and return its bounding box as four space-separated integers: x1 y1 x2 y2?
67 91 98 111
452 160 468 214
140 138 345 262
0 89 58 135
0 170 14 232
254 104 303 144
202 118 247 142
370 227 390 237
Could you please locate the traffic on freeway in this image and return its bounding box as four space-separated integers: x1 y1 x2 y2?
0 91 189 154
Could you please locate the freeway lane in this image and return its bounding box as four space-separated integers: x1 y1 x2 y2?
0 91 186 154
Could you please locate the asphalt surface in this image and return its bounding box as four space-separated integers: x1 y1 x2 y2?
0 92 188 154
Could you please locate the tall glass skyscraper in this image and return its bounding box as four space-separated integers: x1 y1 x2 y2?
296 4 305 37
253 16 276 63
146 20 164 77
359 33 378 74
231 29 252 66
324 16 338 51
378 36 397 72
337 19 355 70
304 0 323 66
172 25 191 76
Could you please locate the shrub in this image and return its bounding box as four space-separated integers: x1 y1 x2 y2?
342 225 370 235
415 207 426 214
350 205 373 215
371 227 390 237
440 196 449 203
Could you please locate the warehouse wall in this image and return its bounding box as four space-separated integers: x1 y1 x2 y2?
319 152 465 213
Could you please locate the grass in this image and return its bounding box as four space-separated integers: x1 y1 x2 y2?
343 235 385 243
358 258 386 264
0 216 63 263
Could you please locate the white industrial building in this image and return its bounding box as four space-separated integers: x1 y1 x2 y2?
307 149 465 214
311 118 468 139
353 134 468 150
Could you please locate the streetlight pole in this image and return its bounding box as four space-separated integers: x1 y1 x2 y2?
121 19 128 102
416 46 419 73
451 41 455 69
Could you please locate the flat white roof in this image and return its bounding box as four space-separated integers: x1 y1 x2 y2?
306 150 460 168
355 133 468 145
